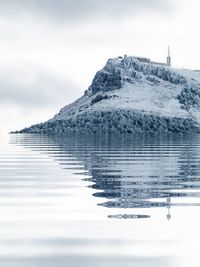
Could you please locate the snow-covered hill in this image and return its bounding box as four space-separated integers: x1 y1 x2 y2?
16 56 200 134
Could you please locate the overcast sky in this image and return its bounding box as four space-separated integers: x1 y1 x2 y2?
0 0 200 133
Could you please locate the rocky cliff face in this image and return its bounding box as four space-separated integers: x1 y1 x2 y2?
88 57 187 95
15 56 200 134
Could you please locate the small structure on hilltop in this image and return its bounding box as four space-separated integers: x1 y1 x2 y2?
134 56 151 63
131 46 172 67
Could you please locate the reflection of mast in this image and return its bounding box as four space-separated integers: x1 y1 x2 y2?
166 196 171 220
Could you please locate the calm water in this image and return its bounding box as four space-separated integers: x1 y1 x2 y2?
0 133 200 266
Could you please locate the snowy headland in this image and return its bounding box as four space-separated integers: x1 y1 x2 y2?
15 56 200 134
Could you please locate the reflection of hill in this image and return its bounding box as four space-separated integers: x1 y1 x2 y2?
11 133 200 211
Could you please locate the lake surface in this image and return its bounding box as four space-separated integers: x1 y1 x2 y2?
0 133 200 267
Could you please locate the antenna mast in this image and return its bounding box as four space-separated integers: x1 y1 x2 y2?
167 46 171 67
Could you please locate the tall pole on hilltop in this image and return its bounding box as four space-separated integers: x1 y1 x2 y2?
167 46 171 67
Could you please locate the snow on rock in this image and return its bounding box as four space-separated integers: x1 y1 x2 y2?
89 57 186 96
15 56 200 134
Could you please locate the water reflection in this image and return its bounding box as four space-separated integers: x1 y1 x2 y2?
10 133 200 220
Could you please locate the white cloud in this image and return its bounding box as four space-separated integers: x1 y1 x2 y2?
0 0 172 22
0 64 80 107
